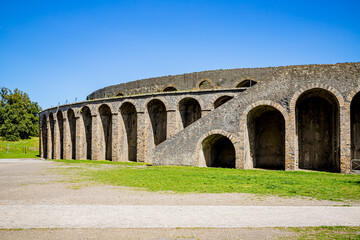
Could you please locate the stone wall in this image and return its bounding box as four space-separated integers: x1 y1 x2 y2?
40 63 360 174
87 66 281 99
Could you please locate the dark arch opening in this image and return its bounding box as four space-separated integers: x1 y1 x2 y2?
202 134 235 168
296 88 340 172
214 96 233 109
116 92 124 97
147 99 167 146
56 111 64 159
81 106 92 160
179 98 201 128
247 106 285 170
163 86 177 92
99 104 112 161
67 109 76 160
199 80 212 90
41 115 47 159
120 102 137 161
351 92 360 160
236 79 257 88
49 113 55 159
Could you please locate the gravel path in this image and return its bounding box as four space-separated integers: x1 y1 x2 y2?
0 205 359 229
0 158 359 233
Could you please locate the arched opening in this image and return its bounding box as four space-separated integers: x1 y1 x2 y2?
147 99 167 146
56 111 64 159
49 113 55 159
351 92 360 160
236 79 257 88
67 109 76 160
198 80 212 90
214 96 233 109
163 86 177 92
247 105 285 170
41 115 47 159
201 134 235 168
99 104 112 161
179 98 201 128
120 102 137 161
81 106 92 160
116 92 124 97
296 88 340 172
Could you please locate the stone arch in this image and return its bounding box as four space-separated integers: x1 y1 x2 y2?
49 113 55 159
67 108 76 160
41 115 48 159
143 97 170 113
56 110 64 159
120 102 137 161
295 88 340 172
116 91 125 97
81 106 92 160
147 99 167 146
247 105 285 170
196 130 238 168
197 78 213 90
98 104 112 161
162 85 178 92
239 100 288 169
236 78 258 88
178 97 202 128
350 91 360 160
214 95 234 109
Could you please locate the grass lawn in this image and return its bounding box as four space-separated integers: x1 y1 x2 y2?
0 137 39 158
52 159 360 201
284 226 360 239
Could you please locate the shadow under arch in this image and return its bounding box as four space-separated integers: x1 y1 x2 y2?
200 134 236 168
296 88 340 172
179 97 201 128
120 102 137 161
247 105 285 170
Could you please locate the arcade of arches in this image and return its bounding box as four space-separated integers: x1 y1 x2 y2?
40 88 360 173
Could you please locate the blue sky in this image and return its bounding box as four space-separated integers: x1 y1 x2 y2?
0 0 359 109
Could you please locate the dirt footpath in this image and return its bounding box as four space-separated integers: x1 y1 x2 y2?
0 159 352 206
0 159 359 240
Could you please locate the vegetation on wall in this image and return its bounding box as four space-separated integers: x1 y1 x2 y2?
0 87 42 141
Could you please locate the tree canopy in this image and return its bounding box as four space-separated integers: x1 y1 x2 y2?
0 87 42 141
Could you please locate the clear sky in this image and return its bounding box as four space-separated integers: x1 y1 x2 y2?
0 0 359 109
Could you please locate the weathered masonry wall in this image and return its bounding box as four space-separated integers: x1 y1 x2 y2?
40 63 360 174
87 66 280 99
40 89 243 164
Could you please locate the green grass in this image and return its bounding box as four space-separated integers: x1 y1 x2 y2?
284 226 360 239
51 159 360 201
0 137 39 158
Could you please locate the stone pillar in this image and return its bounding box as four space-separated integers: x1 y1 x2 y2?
53 118 60 159
111 113 121 161
75 116 85 160
63 116 71 160
91 114 100 160
39 123 43 158
136 111 146 162
166 109 177 138
284 114 296 171
46 119 52 159
340 102 351 173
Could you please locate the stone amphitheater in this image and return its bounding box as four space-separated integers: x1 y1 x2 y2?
39 62 360 173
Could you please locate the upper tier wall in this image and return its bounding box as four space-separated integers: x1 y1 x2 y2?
87 66 283 100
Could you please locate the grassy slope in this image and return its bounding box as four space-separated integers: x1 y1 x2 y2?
52 159 360 201
0 137 39 158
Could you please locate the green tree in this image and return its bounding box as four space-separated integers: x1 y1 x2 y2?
0 87 42 141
